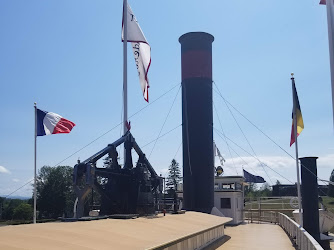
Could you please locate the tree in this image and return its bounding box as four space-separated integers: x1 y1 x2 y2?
2 199 24 220
36 165 75 218
13 203 33 220
259 183 272 197
328 169 334 197
0 197 4 219
166 159 182 194
244 183 257 198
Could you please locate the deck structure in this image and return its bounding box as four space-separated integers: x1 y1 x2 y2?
212 223 295 250
0 212 231 250
1 212 317 249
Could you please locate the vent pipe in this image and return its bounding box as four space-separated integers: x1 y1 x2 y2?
300 157 320 241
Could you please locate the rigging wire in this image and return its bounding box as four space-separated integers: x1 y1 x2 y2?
214 127 294 184
142 124 182 148
5 124 182 200
3 83 180 198
6 80 334 199
213 101 239 175
148 85 181 159
217 127 274 178
3 179 34 199
214 130 261 176
213 82 273 184
183 84 193 175
173 141 182 160
51 82 180 168
117 124 182 164
212 82 334 189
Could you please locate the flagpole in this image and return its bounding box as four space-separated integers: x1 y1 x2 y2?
291 73 303 227
33 102 37 224
325 0 334 127
123 0 128 165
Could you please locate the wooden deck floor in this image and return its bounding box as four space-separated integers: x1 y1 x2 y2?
211 223 295 250
0 212 231 250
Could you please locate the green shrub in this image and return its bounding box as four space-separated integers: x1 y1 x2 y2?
12 203 33 220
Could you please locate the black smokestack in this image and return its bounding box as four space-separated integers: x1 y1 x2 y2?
300 157 320 242
179 32 214 213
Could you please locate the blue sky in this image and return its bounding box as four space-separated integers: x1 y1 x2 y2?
1 0 334 197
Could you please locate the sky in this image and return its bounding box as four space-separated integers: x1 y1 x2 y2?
1 0 334 197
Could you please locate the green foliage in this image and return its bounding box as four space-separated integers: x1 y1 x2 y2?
1 199 24 220
36 165 75 219
13 203 33 220
245 183 272 198
0 218 57 226
328 169 334 197
259 183 272 197
166 159 182 194
244 183 257 198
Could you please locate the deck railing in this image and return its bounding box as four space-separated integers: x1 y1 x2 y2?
244 210 279 224
278 212 323 250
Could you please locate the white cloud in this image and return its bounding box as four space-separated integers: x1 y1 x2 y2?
12 178 19 183
0 165 10 174
220 154 334 185
317 154 334 169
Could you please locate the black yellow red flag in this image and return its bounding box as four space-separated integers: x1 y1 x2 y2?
290 78 304 146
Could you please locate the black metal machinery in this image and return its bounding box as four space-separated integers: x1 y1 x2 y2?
73 132 163 218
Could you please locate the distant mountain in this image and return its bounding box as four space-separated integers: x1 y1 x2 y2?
1 196 30 200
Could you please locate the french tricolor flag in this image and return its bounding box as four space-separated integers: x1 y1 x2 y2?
37 109 75 136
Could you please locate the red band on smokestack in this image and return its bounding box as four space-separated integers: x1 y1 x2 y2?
181 50 212 80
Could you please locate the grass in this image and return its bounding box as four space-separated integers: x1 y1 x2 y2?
244 196 334 233
321 196 334 212
0 219 57 226
245 198 294 210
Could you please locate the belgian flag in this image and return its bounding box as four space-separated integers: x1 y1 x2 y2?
290 77 304 146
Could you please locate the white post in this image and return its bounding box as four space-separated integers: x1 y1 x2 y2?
123 0 128 165
34 102 37 224
291 74 303 227
326 0 334 127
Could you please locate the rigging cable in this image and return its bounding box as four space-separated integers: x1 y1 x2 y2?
212 82 333 189
213 81 273 184
213 101 239 175
118 124 182 164
3 179 34 199
3 83 180 198
52 82 180 167
4 124 182 199
214 129 258 176
214 128 278 180
173 141 182 160
148 85 181 159
214 127 294 184
183 83 193 175
142 124 182 148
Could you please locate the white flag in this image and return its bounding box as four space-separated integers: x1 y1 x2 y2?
214 142 225 166
122 3 151 102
